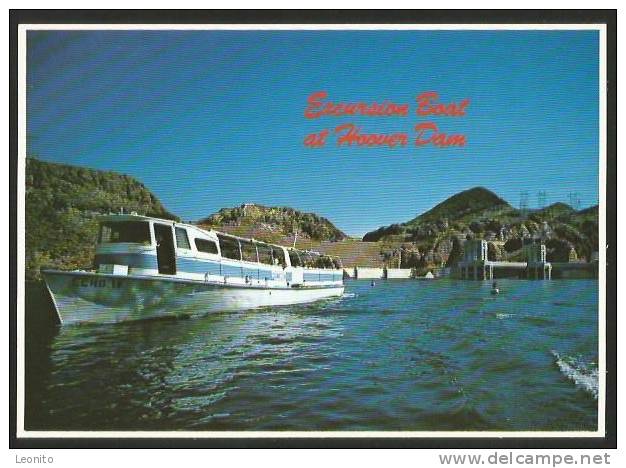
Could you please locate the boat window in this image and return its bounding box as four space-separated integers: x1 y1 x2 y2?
99 221 151 244
300 251 315 267
257 244 273 265
240 240 258 263
195 238 218 255
314 255 335 269
217 234 240 260
273 248 287 267
288 250 302 267
175 227 191 250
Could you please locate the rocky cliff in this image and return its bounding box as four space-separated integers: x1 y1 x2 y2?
199 203 347 243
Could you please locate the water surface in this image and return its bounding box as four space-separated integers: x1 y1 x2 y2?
25 279 599 431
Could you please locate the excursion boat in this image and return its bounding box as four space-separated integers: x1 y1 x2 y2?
42 213 345 325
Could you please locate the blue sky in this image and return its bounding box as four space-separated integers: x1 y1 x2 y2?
27 29 599 236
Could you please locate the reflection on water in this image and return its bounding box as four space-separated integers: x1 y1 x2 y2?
25 280 598 431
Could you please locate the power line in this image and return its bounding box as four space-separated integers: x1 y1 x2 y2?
519 191 529 215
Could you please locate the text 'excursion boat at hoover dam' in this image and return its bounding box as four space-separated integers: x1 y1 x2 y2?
42 214 345 325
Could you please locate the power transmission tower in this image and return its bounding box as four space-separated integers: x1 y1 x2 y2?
537 190 547 209
568 192 581 210
519 191 529 216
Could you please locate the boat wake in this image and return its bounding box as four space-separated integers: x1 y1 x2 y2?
551 350 598 400
341 292 357 299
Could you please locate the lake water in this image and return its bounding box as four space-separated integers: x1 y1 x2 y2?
24 279 599 432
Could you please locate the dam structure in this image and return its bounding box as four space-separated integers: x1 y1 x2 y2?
344 267 413 280
456 239 599 280
457 239 552 280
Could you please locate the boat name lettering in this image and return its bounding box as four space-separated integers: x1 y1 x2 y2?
72 277 124 289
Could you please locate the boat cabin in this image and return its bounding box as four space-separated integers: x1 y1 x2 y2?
93 214 342 286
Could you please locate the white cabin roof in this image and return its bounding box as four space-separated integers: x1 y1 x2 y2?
98 213 342 263
98 213 292 252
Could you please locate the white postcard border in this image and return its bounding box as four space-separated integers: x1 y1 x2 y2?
16 22 608 439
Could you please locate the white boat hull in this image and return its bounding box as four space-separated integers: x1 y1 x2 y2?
43 271 345 325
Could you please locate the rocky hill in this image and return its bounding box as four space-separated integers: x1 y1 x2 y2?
25 157 177 280
198 203 347 243
362 187 599 271
408 187 511 224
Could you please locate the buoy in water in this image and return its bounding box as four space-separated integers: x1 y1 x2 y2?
371 280 376 287
491 281 499 295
